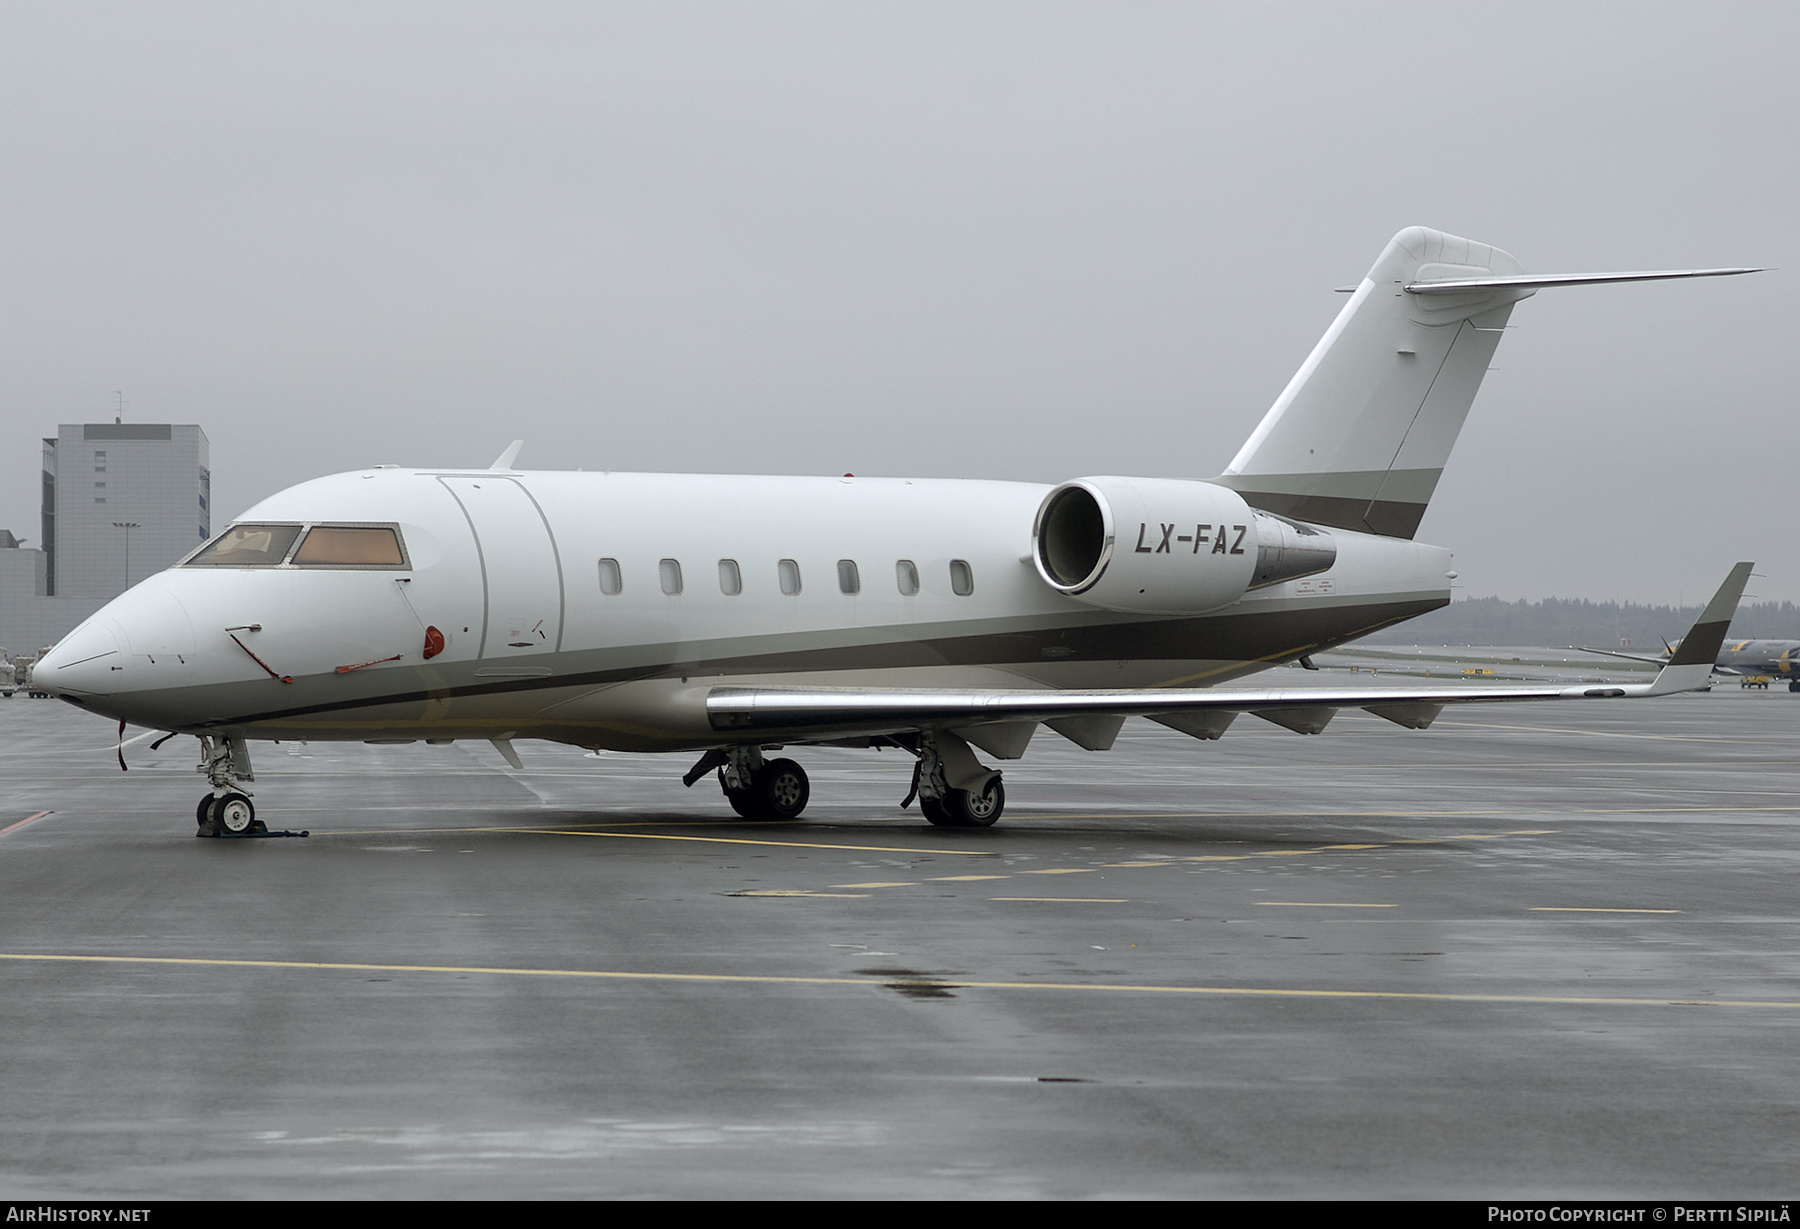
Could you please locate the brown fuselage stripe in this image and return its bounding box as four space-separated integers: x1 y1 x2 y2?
74 596 1444 732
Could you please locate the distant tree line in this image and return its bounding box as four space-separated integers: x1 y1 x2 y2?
1358 597 1800 648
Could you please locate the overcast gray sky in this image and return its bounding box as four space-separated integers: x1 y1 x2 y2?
3 2 1792 604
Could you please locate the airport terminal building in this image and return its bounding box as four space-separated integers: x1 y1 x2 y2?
1 422 210 656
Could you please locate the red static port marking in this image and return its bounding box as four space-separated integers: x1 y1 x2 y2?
422 625 445 660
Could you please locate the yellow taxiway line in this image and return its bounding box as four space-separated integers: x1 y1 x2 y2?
316 821 997 855
1530 907 1684 914
2 952 1794 1010
514 828 998 855
0 811 52 837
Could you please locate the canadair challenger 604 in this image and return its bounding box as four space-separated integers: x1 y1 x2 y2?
36 228 1759 835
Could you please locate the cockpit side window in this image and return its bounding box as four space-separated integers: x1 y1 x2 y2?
292 526 406 567
184 524 303 567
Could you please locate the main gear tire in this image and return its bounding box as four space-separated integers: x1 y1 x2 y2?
750 758 810 821
919 796 959 827
944 778 1004 828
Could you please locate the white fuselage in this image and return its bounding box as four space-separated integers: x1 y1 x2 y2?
38 467 1453 750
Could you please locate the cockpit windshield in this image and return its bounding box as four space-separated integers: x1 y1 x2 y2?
183 523 408 569
185 524 303 567
292 526 405 566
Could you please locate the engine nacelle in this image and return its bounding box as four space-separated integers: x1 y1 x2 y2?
1032 476 1336 614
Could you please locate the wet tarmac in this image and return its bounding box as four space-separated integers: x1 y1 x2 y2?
1 675 1796 1198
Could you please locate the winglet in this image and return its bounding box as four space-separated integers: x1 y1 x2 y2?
489 440 524 471
1645 562 1754 695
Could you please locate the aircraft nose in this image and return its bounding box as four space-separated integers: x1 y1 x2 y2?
34 618 125 697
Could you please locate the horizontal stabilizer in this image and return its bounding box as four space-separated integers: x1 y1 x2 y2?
1406 268 1761 294
1574 645 1669 666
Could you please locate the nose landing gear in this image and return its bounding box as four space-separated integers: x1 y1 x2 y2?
193 734 307 838
196 790 259 834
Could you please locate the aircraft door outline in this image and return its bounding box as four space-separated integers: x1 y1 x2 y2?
437 476 566 660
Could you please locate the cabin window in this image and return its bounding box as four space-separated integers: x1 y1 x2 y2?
718 559 742 595
659 558 684 596
836 559 860 595
896 560 919 596
292 526 406 567
778 558 802 596
950 559 974 596
185 524 303 568
597 558 622 595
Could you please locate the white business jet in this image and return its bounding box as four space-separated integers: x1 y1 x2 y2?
36 227 1758 835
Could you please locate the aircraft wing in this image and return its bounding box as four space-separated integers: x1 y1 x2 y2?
707 563 1752 742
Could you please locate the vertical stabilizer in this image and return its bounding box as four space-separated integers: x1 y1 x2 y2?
1217 227 1530 538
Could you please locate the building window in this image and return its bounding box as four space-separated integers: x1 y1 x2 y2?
718 559 742 595
94 466 105 472
836 559 860 595
94 497 105 504
659 558 683 596
778 558 801 596
597 558 622 595
950 559 974 596
896 560 920 596
93 451 105 461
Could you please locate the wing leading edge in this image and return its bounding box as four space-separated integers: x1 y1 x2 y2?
706 563 1752 742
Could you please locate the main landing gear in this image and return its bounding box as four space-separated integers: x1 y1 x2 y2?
684 746 812 821
723 757 811 821
906 731 1005 828
682 732 1007 828
193 734 307 838
917 779 1006 828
